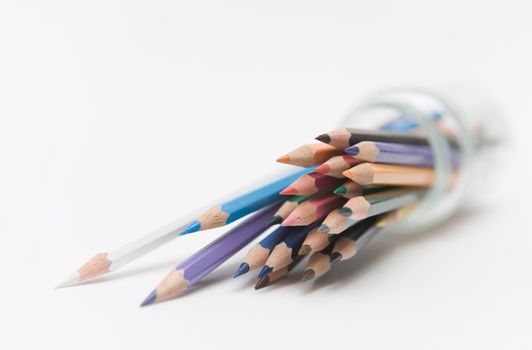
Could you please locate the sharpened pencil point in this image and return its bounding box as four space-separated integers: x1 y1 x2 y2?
298 245 311 256
258 265 273 278
333 186 347 195
315 134 331 144
56 272 81 288
267 215 283 227
180 220 201 235
301 269 315 282
280 186 298 195
314 163 330 175
330 252 342 264
255 276 270 290
317 224 330 233
276 154 291 164
339 207 353 217
280 214 298 227
233 263 250 278
140 289 157 307
345 145 360 155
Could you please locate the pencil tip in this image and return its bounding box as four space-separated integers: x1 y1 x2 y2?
280 186 298 195
317 224 330 233
301 269 315 282
315 134 331 144
140 290 157 307
298 245 311 256
280 215 297 227
345 145 360 155
314 163 330 175
254 276 270 290
258 265 273 279
339 208 352 217
268 215 283 227
233 263 250 278
56 272 80 289
330 252 342 264
180 220 201 235
333 186 347 195
276 154 291 164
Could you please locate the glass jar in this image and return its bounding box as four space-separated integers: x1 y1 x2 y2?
340 86 504 233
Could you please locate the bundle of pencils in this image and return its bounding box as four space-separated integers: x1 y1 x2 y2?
60 123 460 307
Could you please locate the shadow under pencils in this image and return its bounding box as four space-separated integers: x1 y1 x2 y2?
303 205 485 294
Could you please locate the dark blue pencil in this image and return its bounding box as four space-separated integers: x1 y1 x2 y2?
258 221 322 278
233 225 292 277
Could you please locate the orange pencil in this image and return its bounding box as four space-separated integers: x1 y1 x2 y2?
277 143 341 167
343 163 434 186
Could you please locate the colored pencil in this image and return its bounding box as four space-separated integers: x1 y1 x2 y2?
268 194 314 226
140 202 281 306
329 215 382 264
299 212 379 256
258 221 321 278
233 225 291 277
333 181 364 198
301 240 337 282
328 205 418 264
180 166 315 234
343 163 434 186
282 194 346 227
315 128 430 150
333 181 391 199
345 141 460 167
277 143 341 167
57 168 314 288
318 189 423 234
57 212 202 288
280 173 343 196
302 217 382 281
254 255 304 290
314 155 362 178
297 227 332 256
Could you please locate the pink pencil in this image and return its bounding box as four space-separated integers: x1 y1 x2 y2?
282 194 347 226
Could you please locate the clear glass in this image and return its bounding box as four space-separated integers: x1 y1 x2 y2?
340 86 503 234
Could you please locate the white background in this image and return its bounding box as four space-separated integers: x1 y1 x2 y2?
2 1 532 349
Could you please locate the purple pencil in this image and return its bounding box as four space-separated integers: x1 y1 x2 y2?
140 202 281 306
345 141 459 167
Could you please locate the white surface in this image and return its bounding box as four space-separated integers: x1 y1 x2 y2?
2 1 532 349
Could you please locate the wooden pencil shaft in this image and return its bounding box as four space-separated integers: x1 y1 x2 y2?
265 221 321 271
277 143 341 167
281 173 343 196
282 194 346 226
315 155 362 178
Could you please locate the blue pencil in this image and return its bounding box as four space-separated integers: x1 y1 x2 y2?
258 221 322 278
180 166 316 235
233 225 293 277
380 112 443 132
380 115 419 132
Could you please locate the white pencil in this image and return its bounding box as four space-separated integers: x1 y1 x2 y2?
57 214 199 288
